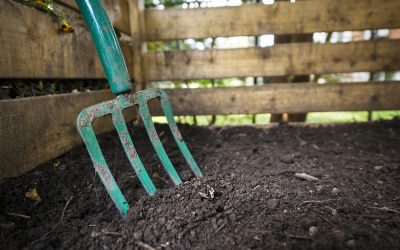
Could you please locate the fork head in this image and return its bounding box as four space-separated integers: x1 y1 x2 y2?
77 88 203 217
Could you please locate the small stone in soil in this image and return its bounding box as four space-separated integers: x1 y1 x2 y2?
295 173 319 181
309 226 318 237
332 228 345 241
347 239 356 248
281 154 294 164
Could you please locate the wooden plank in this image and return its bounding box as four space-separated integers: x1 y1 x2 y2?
57 0 131 34
121 43 133 76
128 0 147 90
0 0 133 79
144 40 400 81
1 81 399 178
0 90 136 179
145 0 400 41
149 81 400 116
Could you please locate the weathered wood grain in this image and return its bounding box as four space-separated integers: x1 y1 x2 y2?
154 81 400 116
0 90 137 179
0 0 133 79
1 81 399 178
57 0 131 34
144 40 400 81
145 0 400 40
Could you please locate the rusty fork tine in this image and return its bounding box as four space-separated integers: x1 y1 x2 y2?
111 110 157 195
77 122 129 216
138 103 183 186
159 91 203 177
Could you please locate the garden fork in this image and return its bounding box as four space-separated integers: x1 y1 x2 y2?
75 0 203 218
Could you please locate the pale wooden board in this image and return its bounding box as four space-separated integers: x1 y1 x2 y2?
145 0 400 40
0 0 133 79
144 40 400 81
0 90 136 179
1 81 400 178
154 81 400 116
57 0 131 34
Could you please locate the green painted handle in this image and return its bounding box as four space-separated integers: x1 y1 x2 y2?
76 0 132 95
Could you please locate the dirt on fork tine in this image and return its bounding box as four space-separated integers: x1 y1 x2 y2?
1 120 400 249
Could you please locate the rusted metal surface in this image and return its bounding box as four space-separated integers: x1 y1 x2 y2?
94 163 114 190
77 88 203 217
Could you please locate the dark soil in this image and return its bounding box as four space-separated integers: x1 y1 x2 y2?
0 79 109 100
1 120 400 250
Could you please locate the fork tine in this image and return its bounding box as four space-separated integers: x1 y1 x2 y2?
159 91 203 177
138 103 183 185
78 124 129 217
111 111 157 195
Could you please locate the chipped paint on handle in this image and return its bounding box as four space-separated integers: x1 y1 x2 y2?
76 0 132 95
75 0 201 218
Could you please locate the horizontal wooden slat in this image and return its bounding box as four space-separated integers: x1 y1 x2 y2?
56 0 130 34
0 0 133 79
144 40 400 81
1 81 399 178
153 81 400 115
0 90 137 179
145 0 400 41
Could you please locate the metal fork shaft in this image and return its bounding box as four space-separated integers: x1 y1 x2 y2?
76 0 132 94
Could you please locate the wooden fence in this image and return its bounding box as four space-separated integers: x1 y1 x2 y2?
1 0 400 178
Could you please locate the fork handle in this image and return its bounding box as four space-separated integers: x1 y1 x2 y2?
76 0 133 95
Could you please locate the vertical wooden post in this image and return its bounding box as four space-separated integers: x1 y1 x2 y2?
128 0 147 92
270 0 312 123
